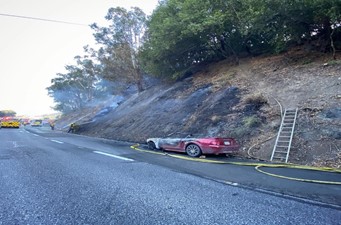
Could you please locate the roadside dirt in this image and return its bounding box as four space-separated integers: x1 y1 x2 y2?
56 48 341 168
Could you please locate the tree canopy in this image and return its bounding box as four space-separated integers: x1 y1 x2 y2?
47 49 101 113
48 7 149 113
140 0 341 79
90 7 147 92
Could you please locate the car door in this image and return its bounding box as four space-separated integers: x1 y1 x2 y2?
160 138 185 152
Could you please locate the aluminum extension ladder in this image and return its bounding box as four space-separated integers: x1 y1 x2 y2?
270 108 298 163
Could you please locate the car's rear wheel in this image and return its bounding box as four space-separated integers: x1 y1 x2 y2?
185 144 202 157
148 141 156 150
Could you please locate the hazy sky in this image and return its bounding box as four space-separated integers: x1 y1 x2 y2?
0 0 158 117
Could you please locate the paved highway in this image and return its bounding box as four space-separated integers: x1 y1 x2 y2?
0 127 340 224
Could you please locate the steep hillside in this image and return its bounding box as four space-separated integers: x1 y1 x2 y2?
56 49 341 168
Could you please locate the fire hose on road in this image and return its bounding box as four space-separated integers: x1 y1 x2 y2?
130 144 341 185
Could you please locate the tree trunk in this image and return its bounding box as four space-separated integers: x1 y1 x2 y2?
330 28 336 60
321 18 332 53
135 67 144 93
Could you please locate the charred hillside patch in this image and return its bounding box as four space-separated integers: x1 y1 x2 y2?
57 50 341 168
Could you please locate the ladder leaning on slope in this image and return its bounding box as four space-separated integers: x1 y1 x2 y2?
270 108 298 163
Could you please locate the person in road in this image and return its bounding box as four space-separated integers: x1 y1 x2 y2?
68 123 75 133
50 121 55 130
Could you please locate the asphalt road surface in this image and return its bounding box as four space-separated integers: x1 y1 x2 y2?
0 126 340 224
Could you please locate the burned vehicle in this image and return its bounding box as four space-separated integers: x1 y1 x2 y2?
146 136 239 157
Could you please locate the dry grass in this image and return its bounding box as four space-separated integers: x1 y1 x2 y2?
243 92 268 105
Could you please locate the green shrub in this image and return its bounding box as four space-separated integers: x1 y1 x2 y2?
243 116 261 128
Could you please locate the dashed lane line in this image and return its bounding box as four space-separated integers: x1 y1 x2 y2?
94 151 134 162
51 140 64 144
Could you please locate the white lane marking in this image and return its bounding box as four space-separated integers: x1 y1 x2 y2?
225 181 239 186
51 140 64 144
94 151 134 162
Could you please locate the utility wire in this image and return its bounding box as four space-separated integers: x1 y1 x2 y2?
0 13 89 26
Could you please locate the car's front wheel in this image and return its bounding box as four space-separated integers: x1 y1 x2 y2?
148 141 156 150
185 144 202 157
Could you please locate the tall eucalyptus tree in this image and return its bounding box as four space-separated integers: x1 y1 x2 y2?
91 7 147 92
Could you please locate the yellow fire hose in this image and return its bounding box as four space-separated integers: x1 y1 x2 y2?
130 144 341 185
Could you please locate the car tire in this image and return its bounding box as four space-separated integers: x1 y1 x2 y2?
148 141 156 150
185 144 202 157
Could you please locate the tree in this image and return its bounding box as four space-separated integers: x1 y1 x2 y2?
235 0 341 55
308 0 341 58
73 46 99 102
141 0 341 80
90 7 147 92
140 0 250 79
47 52 100 113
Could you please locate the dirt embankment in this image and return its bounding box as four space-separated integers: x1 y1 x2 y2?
56 49 341 168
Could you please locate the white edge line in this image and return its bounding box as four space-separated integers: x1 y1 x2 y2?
51 140 64 144
94 151 134 162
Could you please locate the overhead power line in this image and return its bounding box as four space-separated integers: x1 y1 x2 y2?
0 13 88 26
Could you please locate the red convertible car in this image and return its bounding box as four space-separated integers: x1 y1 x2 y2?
146 137 239 157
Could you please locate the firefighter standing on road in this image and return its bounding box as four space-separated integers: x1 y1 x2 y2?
68 123 75 133
50 121 55 130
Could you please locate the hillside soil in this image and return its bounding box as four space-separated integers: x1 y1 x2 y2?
56 49 341 168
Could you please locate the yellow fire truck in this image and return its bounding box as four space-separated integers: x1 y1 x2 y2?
0 117 20 128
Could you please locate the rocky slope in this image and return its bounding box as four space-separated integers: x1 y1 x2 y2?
56 49 341 168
